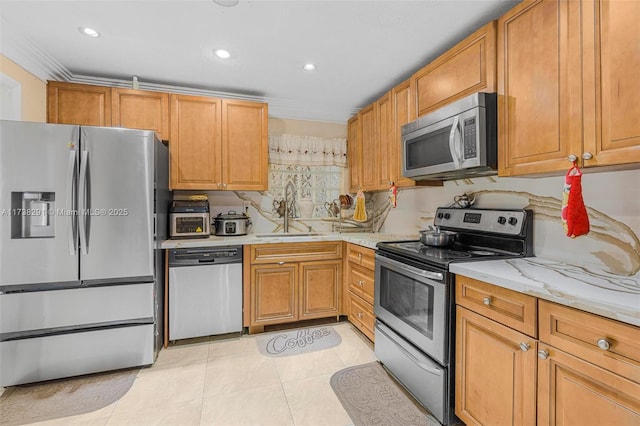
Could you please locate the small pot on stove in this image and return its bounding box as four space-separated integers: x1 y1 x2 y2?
419 227 457 247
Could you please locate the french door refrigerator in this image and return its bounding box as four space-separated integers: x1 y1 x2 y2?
0 120 169 387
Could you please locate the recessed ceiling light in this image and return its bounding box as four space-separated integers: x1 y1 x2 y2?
78 26 100 38
213 0 239 6
303 63 317 71
215 49 231 59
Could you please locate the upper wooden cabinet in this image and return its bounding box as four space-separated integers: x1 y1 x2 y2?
47 81 111 126
221 99 269 191
498 0 640 176
497 0 583 176
347 115 361 192
169 95 268 191
359 103 378 191
411 21 497 118
111 88 169 141
582 0 640 168
390 80 417 189
169 94 222 190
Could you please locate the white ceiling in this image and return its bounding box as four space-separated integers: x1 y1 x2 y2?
0 0 520 123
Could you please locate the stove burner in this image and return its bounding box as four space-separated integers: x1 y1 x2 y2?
468 250 498 256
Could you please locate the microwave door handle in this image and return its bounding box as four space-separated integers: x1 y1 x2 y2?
449 116 461 168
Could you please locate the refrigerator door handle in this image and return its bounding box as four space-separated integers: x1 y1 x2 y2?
66 151 78 255
79 150 89 255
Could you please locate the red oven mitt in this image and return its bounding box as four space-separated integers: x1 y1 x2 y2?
561 163 590 238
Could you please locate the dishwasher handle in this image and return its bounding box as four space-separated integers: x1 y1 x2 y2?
169 246 243 267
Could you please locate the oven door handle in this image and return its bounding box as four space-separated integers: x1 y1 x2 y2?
376 255 444 281
377 325 443 376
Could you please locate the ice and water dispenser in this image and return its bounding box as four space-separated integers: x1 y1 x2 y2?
11 191 56 238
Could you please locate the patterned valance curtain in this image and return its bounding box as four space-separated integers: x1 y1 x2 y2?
269 134 347 167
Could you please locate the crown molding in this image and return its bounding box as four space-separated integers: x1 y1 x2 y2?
0 18 355 124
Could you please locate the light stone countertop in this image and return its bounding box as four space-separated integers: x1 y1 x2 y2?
160 232 418 250
450 257 640 327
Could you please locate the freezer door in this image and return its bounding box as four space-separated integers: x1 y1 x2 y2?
79 127 155 282
0 121 80 288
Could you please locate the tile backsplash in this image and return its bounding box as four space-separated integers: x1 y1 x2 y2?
174 168 640 276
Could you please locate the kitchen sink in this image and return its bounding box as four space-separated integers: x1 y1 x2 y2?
255 232 323 238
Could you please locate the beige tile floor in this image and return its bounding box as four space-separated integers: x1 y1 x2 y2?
24 321 377 426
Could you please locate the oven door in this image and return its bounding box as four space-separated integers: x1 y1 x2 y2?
374 253 450 365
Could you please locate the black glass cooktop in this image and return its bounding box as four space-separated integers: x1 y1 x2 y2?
377 240 525 269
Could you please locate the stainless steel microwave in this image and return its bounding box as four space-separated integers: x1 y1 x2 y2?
401 92 497 181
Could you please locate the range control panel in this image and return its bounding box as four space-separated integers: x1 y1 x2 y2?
433 207 530 236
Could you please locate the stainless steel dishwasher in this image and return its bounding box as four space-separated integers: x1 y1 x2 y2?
168 246 243 340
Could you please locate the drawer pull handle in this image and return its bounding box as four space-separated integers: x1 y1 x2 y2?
519 342 530 352
277 261 285 265
597 339 611 351
357 312 363 319
538 349 549 360
482 296 492 306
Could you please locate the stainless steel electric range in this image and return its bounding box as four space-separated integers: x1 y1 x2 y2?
374 207 533 425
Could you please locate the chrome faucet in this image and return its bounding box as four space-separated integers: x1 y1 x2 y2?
283 181 297 233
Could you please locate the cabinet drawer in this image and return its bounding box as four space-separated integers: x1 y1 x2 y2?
456 276 537 337
347 263 374 305
251 242 342 263
348 292 375 342
539 300 640 383
346 244 375 270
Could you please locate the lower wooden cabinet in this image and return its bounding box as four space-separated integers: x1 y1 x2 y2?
348 292 375 342
455 306 537 426
344 243 376 341
246 242 342 332
537 342 640 425
456 276 640 426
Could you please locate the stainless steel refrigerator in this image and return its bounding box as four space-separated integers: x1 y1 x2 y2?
0 120 169 387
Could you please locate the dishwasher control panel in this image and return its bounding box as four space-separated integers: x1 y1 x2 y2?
168 246 243 266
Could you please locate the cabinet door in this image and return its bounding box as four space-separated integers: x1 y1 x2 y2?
456 306 537 426
250 263 298 325
359 104 378 191
47 81 111 126
376 92 393 190
169 94 222 190
497 0 583 176
221 99 268 190
347 115 361 192
299 260 341 320
412 21 497 118
112 88 169 141
391 80 417 188
582 0 640 168
537 344 640 426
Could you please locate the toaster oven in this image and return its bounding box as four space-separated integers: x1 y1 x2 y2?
169 200 210 238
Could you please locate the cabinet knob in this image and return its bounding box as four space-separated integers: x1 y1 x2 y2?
597 338 611 351
217 182 222 189
358 253 362 260
357 312 363 319
567 154 578 162
482 296 492 306
223 183 228 189
358 280 364 286
519 342 531 352
582 152 593 160
277 261 285 265
537 349 549 360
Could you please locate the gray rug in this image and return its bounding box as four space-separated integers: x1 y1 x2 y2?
0 368 138 426
330 362 440 426
255 325 341 357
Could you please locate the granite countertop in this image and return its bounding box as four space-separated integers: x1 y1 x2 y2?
450 258 640 327
160 232 418 250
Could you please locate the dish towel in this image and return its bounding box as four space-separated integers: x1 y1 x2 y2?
353 189 367 222
561 163 589 238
